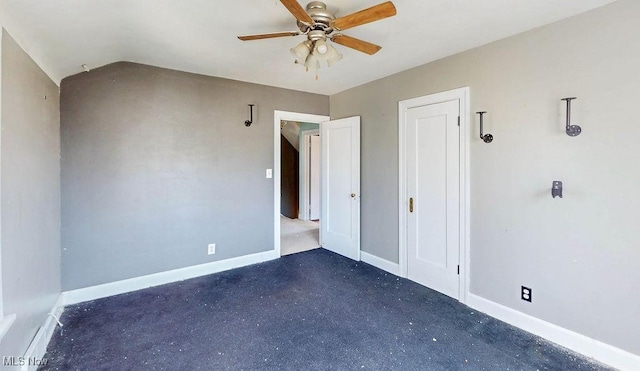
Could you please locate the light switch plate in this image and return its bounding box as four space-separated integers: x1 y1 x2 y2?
266 169 273 178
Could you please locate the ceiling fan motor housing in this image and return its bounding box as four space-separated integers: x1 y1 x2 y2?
298 1 335 36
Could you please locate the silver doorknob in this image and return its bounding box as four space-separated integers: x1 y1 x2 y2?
351 193 356 198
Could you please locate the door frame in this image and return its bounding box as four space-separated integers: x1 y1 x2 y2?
299 129 320 221
398 87 471 304
274 111 329 257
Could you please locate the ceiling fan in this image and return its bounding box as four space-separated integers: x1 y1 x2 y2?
238 0 397 78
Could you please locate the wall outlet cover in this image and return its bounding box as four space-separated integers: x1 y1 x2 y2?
208 243 216 255
521 286 532 302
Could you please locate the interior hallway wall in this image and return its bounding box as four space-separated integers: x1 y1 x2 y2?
0 30 61 358
330 0 640 356
280 134 299 218
61 62 328 290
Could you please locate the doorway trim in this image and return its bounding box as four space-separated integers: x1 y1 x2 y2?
274 111 329 257
299 129 320 221
398 87 470 304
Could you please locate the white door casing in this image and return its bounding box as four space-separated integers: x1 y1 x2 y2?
309 135 321 220
299 129 320 221
406 100 460 299
398 87 470 304
274 111 329 257
321 116 361 261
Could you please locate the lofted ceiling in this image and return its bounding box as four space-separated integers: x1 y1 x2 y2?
0 0 618 95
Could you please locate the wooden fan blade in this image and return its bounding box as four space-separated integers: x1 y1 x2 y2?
332 34 382 55
333 1 396 31
238 31 300 41
280 0 313 24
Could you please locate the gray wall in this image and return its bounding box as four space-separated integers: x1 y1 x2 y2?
0 30 61 358
330 0 639 356
61 62 328 290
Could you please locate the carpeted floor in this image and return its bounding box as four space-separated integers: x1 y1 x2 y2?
41 249 609 370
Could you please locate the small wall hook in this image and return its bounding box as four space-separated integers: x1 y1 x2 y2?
552 181 563 198
561 97 581 137
245 104 254 127
476 111 493 143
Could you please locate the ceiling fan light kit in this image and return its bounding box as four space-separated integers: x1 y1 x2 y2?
239 1 396 79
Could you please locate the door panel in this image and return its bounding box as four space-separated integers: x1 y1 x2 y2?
321 117 360 261
407 100 460 299
415 115 448 266
327 127 352 238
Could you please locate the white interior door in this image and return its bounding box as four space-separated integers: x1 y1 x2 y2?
321 116 360 261
309 135 321 220
406 100 460 299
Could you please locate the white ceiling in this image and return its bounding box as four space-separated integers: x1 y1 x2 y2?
0 0 618 95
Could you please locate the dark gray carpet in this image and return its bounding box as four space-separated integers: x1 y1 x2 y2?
42 248 609 370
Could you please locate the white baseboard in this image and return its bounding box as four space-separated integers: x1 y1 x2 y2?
361 251 401 276
466 293 640 371
63 250 279 306
21 294 64 371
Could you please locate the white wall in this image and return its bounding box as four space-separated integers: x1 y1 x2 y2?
330 0 639 358
0 24 4 325
0 29 61 359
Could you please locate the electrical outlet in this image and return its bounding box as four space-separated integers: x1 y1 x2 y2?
208 243 216 255
521 286 532 302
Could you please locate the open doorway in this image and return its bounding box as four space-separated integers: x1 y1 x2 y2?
279 120 321 256
273 111 329 257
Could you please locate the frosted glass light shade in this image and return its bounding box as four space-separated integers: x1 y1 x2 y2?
313 40 342 67
304 53 320 71
290 40 312 64
325 44 343 67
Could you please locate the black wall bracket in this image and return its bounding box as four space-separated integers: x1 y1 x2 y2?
476 111 493 143
245 104 254 127
561 97 581 137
